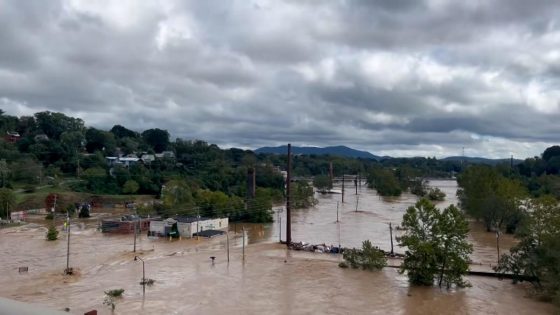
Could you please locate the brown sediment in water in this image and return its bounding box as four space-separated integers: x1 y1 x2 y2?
0 180 555 314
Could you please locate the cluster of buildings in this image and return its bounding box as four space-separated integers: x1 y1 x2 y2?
101 215 228 238
105 151 176 167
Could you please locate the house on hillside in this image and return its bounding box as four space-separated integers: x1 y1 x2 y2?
155 151 175 159
105 156 140 167
4 132 20 143
140 154 155 164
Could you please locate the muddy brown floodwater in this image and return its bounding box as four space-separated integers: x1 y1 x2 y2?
0 180 555 314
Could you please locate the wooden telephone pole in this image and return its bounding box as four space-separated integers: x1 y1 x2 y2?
286 144 292 246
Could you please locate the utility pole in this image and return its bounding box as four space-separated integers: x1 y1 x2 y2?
286 143 292 246
226 231 230 263
329 162 333 187
133 206 139 252
196 208 200 241
510 155 514 176
341 174 345 203
496 227 501 265
389 222 394 256
65 212 71 274
242 226 246 262
133 218 137 252
277 209 282 242
336 201 339 223
52 194 58 226
337 220 341 249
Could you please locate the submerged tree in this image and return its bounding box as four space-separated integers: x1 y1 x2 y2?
427 187 446 201
398 199 472 287
495 196 560 305
46 225 58 241
340 240 387 271
313 175 333 193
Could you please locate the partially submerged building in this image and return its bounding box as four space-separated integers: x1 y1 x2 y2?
101 215 150 233
148 216 228 238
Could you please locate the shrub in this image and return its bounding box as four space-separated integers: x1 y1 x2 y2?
46 225 58 241
103 288 124 311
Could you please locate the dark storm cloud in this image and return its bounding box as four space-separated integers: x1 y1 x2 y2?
1 0 560 158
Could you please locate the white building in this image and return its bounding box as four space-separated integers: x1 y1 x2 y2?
149 216 228 238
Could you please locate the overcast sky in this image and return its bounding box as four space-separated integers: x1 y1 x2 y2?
1 0 560 158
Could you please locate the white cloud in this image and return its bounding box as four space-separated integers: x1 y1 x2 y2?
1 0 560 158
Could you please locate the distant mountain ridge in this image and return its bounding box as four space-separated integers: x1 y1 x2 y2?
441 156 522 165
254 145 380 159
254 145 521 164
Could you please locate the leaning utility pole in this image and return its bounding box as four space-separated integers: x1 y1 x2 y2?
286 144 292 246
389 222 394 256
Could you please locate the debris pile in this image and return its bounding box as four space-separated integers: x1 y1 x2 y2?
289 242 344 254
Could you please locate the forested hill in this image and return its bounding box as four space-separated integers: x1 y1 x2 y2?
255 145 381 160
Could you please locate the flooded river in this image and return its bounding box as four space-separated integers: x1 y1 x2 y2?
0 180 555 314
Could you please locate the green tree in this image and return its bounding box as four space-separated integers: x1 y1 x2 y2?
398 199 472 287
458 165 526 232
542 146 560 162
34 111 84 140
427 187 446 201
313 175 333 193
110 125 139 139
367 168 402 196
410 179 427 197
46 225 58 241
162 180 194 211
496 196 560 305
0 188 16 219
85 128 116 154
291 181 317 209
122 180 140 194
340 240 387 271
435 205 472 288
141 128 169 153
